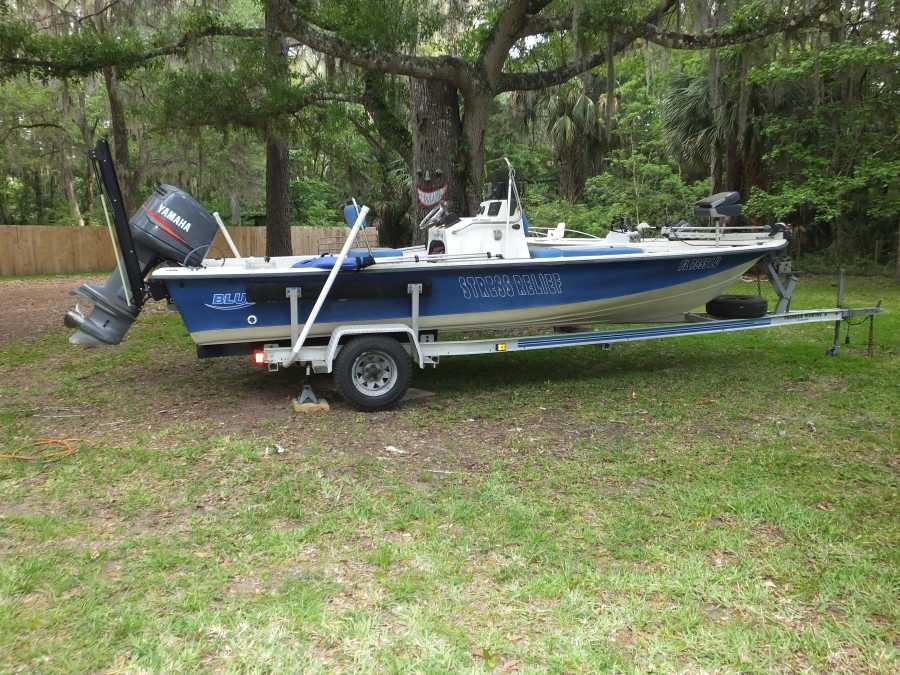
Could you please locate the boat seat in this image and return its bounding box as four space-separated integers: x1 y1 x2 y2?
349 248 403 258
291 248 402 270
529 245 643 258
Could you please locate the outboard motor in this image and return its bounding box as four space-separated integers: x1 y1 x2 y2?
65 140 219 346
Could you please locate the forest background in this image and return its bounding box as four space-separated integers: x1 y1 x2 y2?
1 0 897 275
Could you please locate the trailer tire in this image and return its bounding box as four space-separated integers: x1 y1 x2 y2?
706 294 768 319
334 335 412 411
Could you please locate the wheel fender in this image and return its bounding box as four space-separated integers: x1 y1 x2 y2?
324 324 422 371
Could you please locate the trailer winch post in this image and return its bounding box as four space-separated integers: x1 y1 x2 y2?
866 300 881 358
765 256 798 314
827 268 845 356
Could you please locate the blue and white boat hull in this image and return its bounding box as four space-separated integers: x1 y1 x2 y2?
155 247 772 347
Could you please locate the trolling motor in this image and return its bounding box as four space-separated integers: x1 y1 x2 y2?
64 139 220 346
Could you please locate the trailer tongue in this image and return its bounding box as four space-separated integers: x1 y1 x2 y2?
64 139 219 346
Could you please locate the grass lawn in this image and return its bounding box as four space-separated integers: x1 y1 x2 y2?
1 274 897 673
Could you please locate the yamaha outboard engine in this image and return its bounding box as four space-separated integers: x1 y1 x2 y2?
65 140 219 346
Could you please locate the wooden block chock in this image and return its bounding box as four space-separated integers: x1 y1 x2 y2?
292 399 330 413
292 384 330 413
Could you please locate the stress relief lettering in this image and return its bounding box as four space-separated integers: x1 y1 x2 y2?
458 273 563 300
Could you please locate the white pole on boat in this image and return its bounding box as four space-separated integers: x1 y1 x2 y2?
504 157 513 242
213 212 242 258
98 190 134 308
284 205 370 366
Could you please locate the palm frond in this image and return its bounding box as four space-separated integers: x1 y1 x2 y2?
550 115 576 149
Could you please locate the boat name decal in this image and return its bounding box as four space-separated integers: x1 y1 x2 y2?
677 256 722 272
204 292 256 311
157 205 192 232
458 273 562 300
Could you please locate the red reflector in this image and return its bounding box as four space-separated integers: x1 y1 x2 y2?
252 350 266 366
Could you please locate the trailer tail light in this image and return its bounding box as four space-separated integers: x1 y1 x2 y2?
251 350 266 367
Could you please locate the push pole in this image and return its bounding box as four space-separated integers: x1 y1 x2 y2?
213 212 242 258
284 205 370 366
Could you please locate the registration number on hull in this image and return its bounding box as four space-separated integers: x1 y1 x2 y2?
676 256 722 272
459 273 563 300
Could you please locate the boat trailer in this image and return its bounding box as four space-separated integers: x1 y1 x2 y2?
73 138 882 411
255 257 882 410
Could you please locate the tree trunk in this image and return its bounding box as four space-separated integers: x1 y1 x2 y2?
74 85 95 218
558 141 586 202
461 91 492 217
0 184 9 224
60 82 85 226
604 30 616 133
60 151 84 226
895 216 900 282
33 169 45 224
229 192 242 226
264 0 292 257
101 65 136 214
727 50 753 197
708 48 724 193
725 134 742 194
410 78 468 243
265 133 292 256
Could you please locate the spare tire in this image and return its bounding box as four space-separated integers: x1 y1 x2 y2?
706 294 768 319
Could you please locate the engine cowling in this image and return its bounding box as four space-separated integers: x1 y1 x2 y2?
65 185 219 346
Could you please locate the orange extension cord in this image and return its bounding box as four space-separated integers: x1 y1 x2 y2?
0 438 81 462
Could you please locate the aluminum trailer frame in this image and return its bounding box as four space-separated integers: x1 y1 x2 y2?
256 267 881 410
243 219 881 409
259 303 881 374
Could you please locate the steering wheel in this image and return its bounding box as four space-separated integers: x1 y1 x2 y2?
417 203 446 230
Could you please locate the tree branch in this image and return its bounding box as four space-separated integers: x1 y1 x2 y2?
0 122 67 143
499 0 676 92
478 0 552 85
274 5 471 87
0 23 266 78
361 72 412 166
521 11 572 37
643 0 835 49
500 0 834 92
76 0 124 25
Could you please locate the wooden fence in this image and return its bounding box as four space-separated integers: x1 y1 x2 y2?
0 224 378 277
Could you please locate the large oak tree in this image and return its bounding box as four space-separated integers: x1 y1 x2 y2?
272 0 836 213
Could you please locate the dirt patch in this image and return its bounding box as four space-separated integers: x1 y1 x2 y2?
0 276 104 345
0 278 651 481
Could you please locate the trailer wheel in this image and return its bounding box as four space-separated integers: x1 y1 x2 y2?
334 336 411 411
706 294 768 319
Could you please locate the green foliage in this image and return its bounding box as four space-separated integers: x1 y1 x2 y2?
311 0 434 51
741 36 900 249
290 177 344 227
524 199 608 235
663 72 717 167
748 42 898 85
583 166 709 227
0 0 897 266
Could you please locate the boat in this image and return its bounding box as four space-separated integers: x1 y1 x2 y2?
66 149 788 353
68 140 886 411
